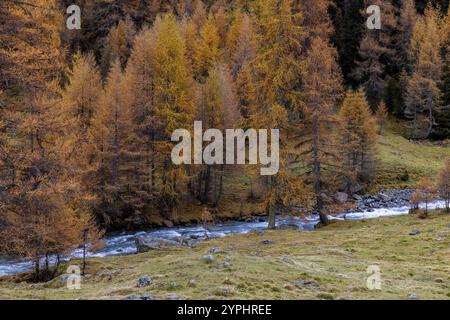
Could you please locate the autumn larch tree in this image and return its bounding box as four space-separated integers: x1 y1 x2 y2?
63 52 103 165
197 64 240 206
414 177 436 217
0 0 102 280
301 37 343 225
339 89 378 194
227 10 257 77
404 5 443 138
375 101 388 134
253 0 308 229
121 26 159 226
89 59 133 228
192 14 220 82
100 18 135 77
294 0 333 44
235 63 257 128
152 14 196 219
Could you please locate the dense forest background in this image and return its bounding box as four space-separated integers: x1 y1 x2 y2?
0 0 449 278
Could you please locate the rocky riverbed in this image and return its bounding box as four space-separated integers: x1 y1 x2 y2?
348 188 414 212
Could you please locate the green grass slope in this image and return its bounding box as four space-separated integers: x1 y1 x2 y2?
374 129 450 191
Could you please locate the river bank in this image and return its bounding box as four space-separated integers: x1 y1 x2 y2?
0 189 447 277
1 210 449 300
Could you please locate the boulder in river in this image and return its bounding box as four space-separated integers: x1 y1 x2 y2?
135 236 181 253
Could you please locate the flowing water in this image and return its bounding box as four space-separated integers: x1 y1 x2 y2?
0 200 445 276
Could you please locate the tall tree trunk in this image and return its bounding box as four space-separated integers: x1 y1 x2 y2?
112 107 119 185
203 166 211 203
45 253 49 273
312 111 328 225
34 257 40 280
82 230 87 276
51 254 61 278
426 102 433 138
412 106 417 139
446 192 450 213
267 176 276 229
214 166 224 207
267 205 276 229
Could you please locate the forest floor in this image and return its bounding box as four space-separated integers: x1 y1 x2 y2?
1 210 449 300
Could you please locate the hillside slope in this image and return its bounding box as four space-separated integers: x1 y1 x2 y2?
374 129 450 191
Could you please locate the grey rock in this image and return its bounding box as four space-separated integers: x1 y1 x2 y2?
278 221 300 230
163 219 174 228
201 255 214 263
379 193 390 201
167 294 183 300
59 274 70 285
187 279 197 288
135 236 181 253
353 194 363 201
223 261 233 268
335 192 348 204
320 192 333 204
96 271 113 281
157 282 177 288
216 287 233 297
296 280 320 290
137 274 152 288
182 239 199 248
208 247 225 254
409 229 421 236
407 294 418 300
350 183 362 194
124 294 154 300
280 256 296 265
257 230 265 236
260 239 274 245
